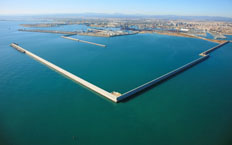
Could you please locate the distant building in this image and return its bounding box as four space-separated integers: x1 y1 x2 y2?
180 28 189 32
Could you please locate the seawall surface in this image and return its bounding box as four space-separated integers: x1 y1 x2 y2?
10 43 118 102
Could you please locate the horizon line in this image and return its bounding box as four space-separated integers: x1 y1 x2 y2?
0 12 232 19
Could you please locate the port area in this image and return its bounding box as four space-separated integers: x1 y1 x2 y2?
10 41 229 103
18 28 138 37
18 28 227 44
209 32 226 39
78 28 138 37
18 29 107 47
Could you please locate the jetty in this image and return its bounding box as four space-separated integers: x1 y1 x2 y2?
10 43 118 102
61 36 106 47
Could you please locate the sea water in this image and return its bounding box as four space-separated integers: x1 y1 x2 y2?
0 21 232 145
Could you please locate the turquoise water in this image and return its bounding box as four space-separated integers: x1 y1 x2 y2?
225 35 232 40
0 21 232 145
204 32 214 39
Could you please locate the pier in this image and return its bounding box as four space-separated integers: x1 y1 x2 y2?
61 36 106 47
10 43 118 102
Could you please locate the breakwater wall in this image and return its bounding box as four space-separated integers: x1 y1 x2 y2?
61 36 106 47
10 41 229 103
200 41 229 55
10 43 118 102
18 29 77 35
117 41 229 102
117 55 209 101
10 43 25 53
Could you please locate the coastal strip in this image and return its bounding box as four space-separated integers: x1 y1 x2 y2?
10 43 118 102
61 36 106 47
150 30 227 44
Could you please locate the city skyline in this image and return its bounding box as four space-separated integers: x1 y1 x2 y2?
1 0 232 17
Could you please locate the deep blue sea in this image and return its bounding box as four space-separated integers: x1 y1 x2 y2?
0 21 232 145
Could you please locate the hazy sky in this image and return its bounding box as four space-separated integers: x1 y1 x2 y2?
0 0 232 17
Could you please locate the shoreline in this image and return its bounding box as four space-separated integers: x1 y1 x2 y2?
18 28 227 44
139 31 227 44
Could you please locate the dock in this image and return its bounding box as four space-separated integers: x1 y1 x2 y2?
10 43 118 102
61 36 106 47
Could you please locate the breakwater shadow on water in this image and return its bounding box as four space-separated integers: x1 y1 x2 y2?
119 80 166 103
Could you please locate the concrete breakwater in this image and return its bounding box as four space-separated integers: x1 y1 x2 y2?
10 41 229 103
117 56 209 101
10 43 25 53
61 36 106 47
10 43 118 102
18 29 78 35
200 41 229 55
116 41 229 102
